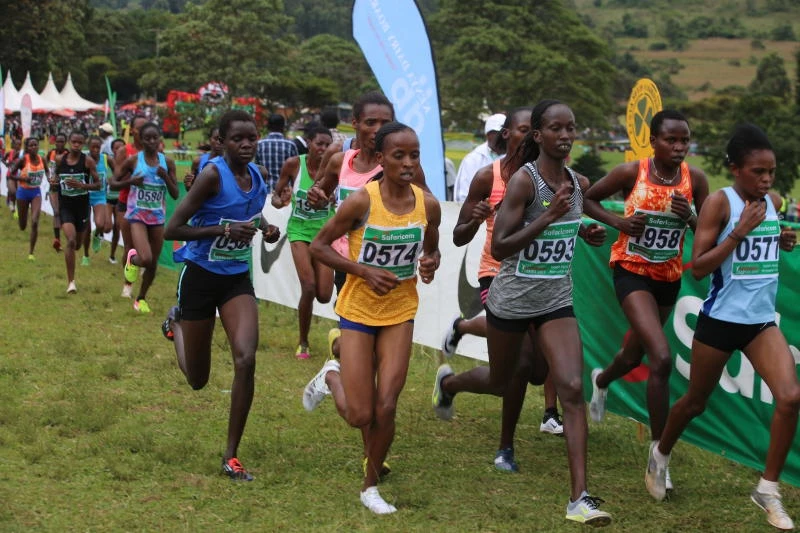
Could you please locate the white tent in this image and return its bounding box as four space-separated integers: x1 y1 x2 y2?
40 72 70 110
18 71 61 112
59 73 101 111
3 70 21 113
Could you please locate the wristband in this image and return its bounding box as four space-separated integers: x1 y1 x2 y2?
223 222 231 238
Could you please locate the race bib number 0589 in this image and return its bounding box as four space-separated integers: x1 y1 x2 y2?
357 224 423 280
516 220 580 279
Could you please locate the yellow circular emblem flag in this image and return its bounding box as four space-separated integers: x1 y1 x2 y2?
626 78 662 159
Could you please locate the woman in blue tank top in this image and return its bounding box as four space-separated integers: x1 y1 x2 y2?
163 110 280 482
649 125 799 530
110 122 179 313
83 136 112 263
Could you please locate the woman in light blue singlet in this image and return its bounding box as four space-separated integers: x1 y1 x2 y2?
82 136 112 263
110 122 179 313
649 125 799 530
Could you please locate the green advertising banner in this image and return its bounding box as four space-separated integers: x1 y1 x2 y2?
574 226 800 486
158 160 190 271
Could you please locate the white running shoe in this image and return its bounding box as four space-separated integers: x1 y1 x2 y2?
121 283 133 298
589 368 608 423
645 441 668 501
432 364 455 420
540 411 564 435
665 467 673 492
360 486 397 514
752 488 795 531
66 281 77 294
441 316 463 359
302 359 339 412
565 491 612 526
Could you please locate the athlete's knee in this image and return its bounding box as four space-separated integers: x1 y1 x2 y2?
374 397 398 425
231 346 256 375
345 406 373 428
298 278 316 300
65 236 78 249
557 374 584 405
316 291 332 304
136 250 154 268
774 383 800 414
681 394 708 419
648 351 673 380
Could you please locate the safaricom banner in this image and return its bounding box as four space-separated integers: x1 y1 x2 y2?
253 202 800 487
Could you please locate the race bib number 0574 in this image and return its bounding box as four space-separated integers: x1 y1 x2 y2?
357 224 423 280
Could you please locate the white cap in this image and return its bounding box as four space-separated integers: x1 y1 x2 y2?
99 123 114 134
484 113 506 134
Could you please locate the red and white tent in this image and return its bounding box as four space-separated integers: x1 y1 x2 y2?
18 71 61 112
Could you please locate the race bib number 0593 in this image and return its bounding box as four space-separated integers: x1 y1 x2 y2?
731 218 780 279
627 209 686 263
357 225 423 280
515 220 580 279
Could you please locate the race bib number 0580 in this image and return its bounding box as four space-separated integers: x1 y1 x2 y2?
357 225 423 280
731 218 780 279
135 182 165 210
516 220 580 279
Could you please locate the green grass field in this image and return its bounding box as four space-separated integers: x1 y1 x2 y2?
2 202 800 531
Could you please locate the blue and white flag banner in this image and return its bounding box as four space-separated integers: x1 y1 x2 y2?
352 0 446 200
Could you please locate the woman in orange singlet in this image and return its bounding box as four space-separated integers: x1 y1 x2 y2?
583 110 709 494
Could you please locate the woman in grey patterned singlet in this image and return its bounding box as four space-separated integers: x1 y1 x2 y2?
432 100 611 526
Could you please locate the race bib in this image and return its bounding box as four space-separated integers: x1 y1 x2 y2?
292 189 330 220
731 218 780 279
135 182 165 210
516 220 580 279
356 224 424 280
96 170 107 191
59 173 87 196
626 209 686 263
208 215 261 261
27 169 45 187
337 185 357 206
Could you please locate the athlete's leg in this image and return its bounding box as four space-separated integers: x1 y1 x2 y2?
364 321 413 489
536 317 587 501
290 241 318 348
312 253 334 304
16 197 29 231
744 328 800 481
28 195 41 255
218 294 259 460
107 204 120 261
442 320 524 397
658 339 731 455
50 192 61 245
136 225 164 301
596 291 673 439
62 222 78 283
498 332 535 451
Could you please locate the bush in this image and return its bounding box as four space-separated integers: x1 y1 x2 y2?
571 149 607 183
751 39 766 50
648 42 668 51
771 24 797 41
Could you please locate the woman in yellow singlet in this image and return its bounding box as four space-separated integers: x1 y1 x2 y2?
308 122 441 515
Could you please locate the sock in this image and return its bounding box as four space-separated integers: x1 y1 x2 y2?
757 477 779 495
544 407 559 417
54 228 60 239
569 490 589 506
653 442 670 468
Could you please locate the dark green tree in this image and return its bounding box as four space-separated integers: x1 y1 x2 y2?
750 53 792 101
143 0 294 99
429 0 616 129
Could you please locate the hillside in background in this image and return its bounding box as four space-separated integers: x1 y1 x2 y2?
571 0 799 100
